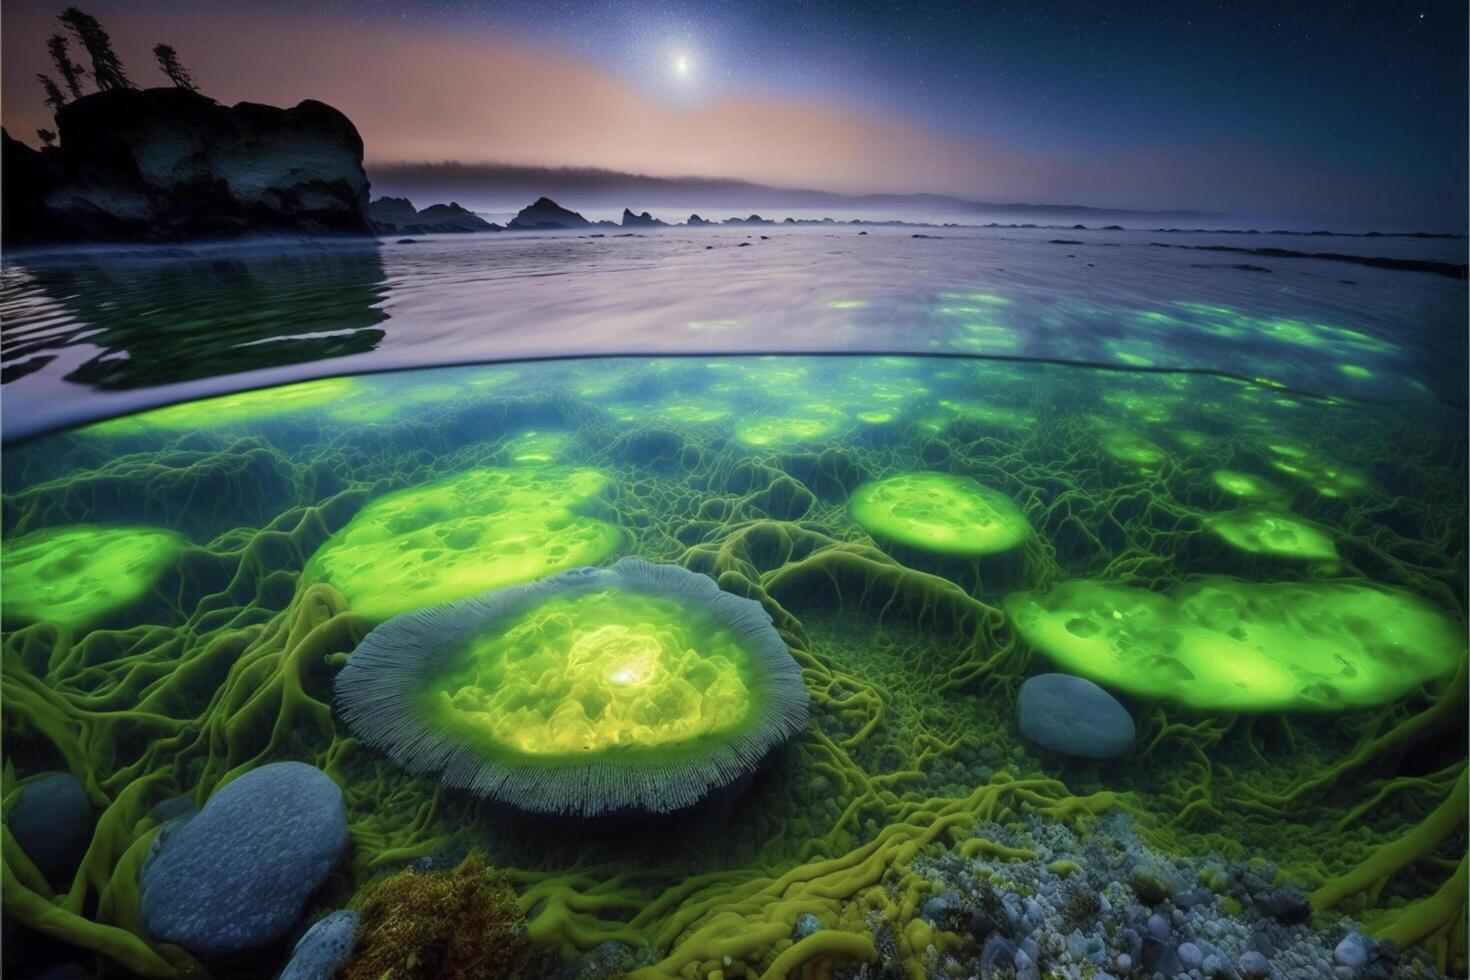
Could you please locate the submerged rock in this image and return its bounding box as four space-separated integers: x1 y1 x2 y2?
139 762 348 956
1016 673 1135 759
3 87 372 244
9 772 93 888
281 909 359 980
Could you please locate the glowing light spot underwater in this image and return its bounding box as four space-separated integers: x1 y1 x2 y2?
849 472 1031 556
1 525 184 629
1205 509 1339 562
1004 577 1464 712
303 466 622 621
335 559 808 816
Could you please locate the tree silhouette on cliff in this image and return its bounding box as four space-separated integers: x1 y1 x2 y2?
35 73 67 111
152 44 198 91
46 33 87 98
58 7 132 91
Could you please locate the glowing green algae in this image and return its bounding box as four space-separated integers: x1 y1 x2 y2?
1004 577 1465 711
1101 430 1168 467
848 473 1030 556
304 467 621 621
1205 509 1338 562
427 587 757 757
1 525 184 629
86 377 360 435
1211 470 1280 499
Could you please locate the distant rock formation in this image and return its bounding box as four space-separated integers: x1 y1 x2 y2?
686 214 711 226
508 196 590 230
723 214 774 226
621 208 667 228
2 87 373 245
368 197 498 234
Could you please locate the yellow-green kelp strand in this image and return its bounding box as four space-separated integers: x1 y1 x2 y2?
848 473 1031 557
1 525 185 630
335 558 808 816
86 377 360 435
1204 509 1339 562
1004 577 1464 712
304 467 621 621
1211 469 1280 500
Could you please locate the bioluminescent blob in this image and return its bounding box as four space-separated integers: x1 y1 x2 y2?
335 558 809 816
735 408 842 447
1204 509 1338 562
1211 470 1279 499
86 378 360 435
848 472 1031 556
501 430 573 464
1101 430 1168 467
304 467 621 621
1003 577 1464 712
1 525 184 629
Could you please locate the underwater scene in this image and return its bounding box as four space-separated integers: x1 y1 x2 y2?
2 335 1466 978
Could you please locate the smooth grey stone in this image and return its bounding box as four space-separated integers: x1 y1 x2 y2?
139 762 348 956
280 909 359 980
10 773 93 888
1017 674 1135 759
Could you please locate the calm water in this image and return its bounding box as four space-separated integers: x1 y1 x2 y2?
1 231 1467 978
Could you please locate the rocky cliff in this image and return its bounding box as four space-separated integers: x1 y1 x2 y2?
2 87 373 244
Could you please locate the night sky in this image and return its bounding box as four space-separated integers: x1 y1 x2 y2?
4 0 1466 228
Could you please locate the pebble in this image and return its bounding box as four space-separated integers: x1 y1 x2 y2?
1240 949 1271 978
1335 931 1370 968
9 772 93 888
280 909 358 980
1178 941 1204 970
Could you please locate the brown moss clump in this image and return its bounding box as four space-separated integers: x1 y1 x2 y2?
343 853 530 980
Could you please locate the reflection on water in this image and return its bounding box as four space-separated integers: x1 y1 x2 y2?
1 242 387 389
1 227 1465 440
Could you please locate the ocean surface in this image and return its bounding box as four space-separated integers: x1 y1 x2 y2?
1 227 1467 979
2 226 1465 440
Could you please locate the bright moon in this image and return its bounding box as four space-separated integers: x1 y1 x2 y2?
673 52 691 79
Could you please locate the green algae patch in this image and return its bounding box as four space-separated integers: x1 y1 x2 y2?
1101 431 1168 467
1205 509 1338 562
735 407 842 448
1004 577 1464 712
500 430 573 464
86 377 360 435
335 559 808 816
849 473 1030 557
1 525 185 630
304 467 621 621
1211 470 1280 500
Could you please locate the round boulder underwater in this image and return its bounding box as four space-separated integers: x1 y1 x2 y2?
1017 673 1135 760
139 762 349 956
334 558 810 817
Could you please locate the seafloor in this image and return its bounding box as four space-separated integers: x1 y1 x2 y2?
1 354 1465 979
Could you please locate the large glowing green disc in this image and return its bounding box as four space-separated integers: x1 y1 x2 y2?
1205 510 1338 562
304 467 621 621
335 559 809 816
1003 577 1464 712
1 525 184 630
86 378 360 435
849 473 1030 557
